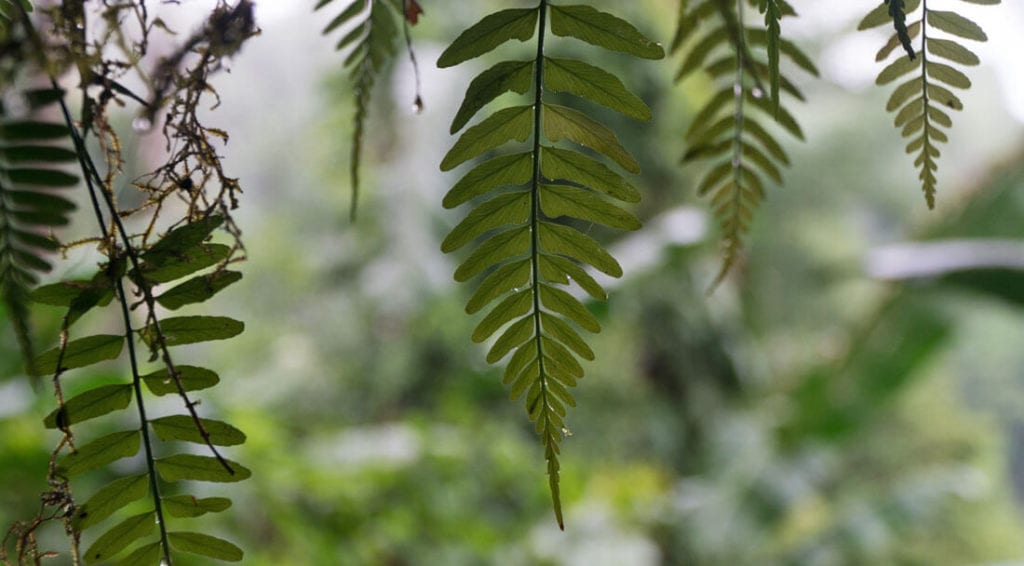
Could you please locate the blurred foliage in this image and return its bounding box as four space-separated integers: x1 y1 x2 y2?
3 1 1024 564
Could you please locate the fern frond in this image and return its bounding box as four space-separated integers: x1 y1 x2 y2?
316 0 403 219
0 88 79 375
861 0 997 208
673 0 815 286
32 215 249 565
438 0 661 528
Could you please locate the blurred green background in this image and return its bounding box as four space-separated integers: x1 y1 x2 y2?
4 1 1024 564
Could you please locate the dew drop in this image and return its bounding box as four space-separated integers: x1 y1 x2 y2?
132 117 153 132
513 287 521 293
751 86 765 99
733 83 743 96
162 378 172 385
412 95 424 114
562 427 573 437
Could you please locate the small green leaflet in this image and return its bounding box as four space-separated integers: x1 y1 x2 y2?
83 511 156 564
140 315 244 348
58 430 141 477
32 334 124 374
162 494 232 518
155 270 243 310
542 103 640 174
114 543 161 566
150 415 247 446
72 474 149 530
43 383 133 429
441 105 533 171
451 60 534 134
437 8 539 68
548 4 664 59
142 365 220 396
156 454 251 483
141 215 224 264
132 243 231 284
169 532 243 562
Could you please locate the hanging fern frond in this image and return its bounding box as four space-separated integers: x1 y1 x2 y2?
860 0 997 208
674 0 816 287
31 214 249 565
438 1 662 528
0 88 79 375
315 0 403 219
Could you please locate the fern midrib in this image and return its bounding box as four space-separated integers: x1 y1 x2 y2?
529 0 562 527
730 0 747 251
919 0 935 206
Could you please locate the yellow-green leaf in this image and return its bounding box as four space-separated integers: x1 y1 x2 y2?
542 104 639 173
544 57 651 121
539 183 641 231
539 221 622 277
927 10 987 42
548 4 664 60
540 146 640 203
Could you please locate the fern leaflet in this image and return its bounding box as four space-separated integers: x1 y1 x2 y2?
860 0 998 207
0 88 79 375
438 1 662 528
674 0 816 287
316 0 403 219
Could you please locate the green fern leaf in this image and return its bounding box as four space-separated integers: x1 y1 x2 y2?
57 430 141 477
674 0 814 285
150 415 247 446
161 495 232 518
866 0 998 206
316 0 403 218
33 334 124 374
43 384 133 429
1 89 79 374
84 511 156 564
155 454 251 483
139 315 245 348
142 365 220 395
168 532 244 562
72 474 149 531
437 8 539 68
438 1 660 528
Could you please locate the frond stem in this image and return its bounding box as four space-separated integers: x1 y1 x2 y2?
529 0 563 529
